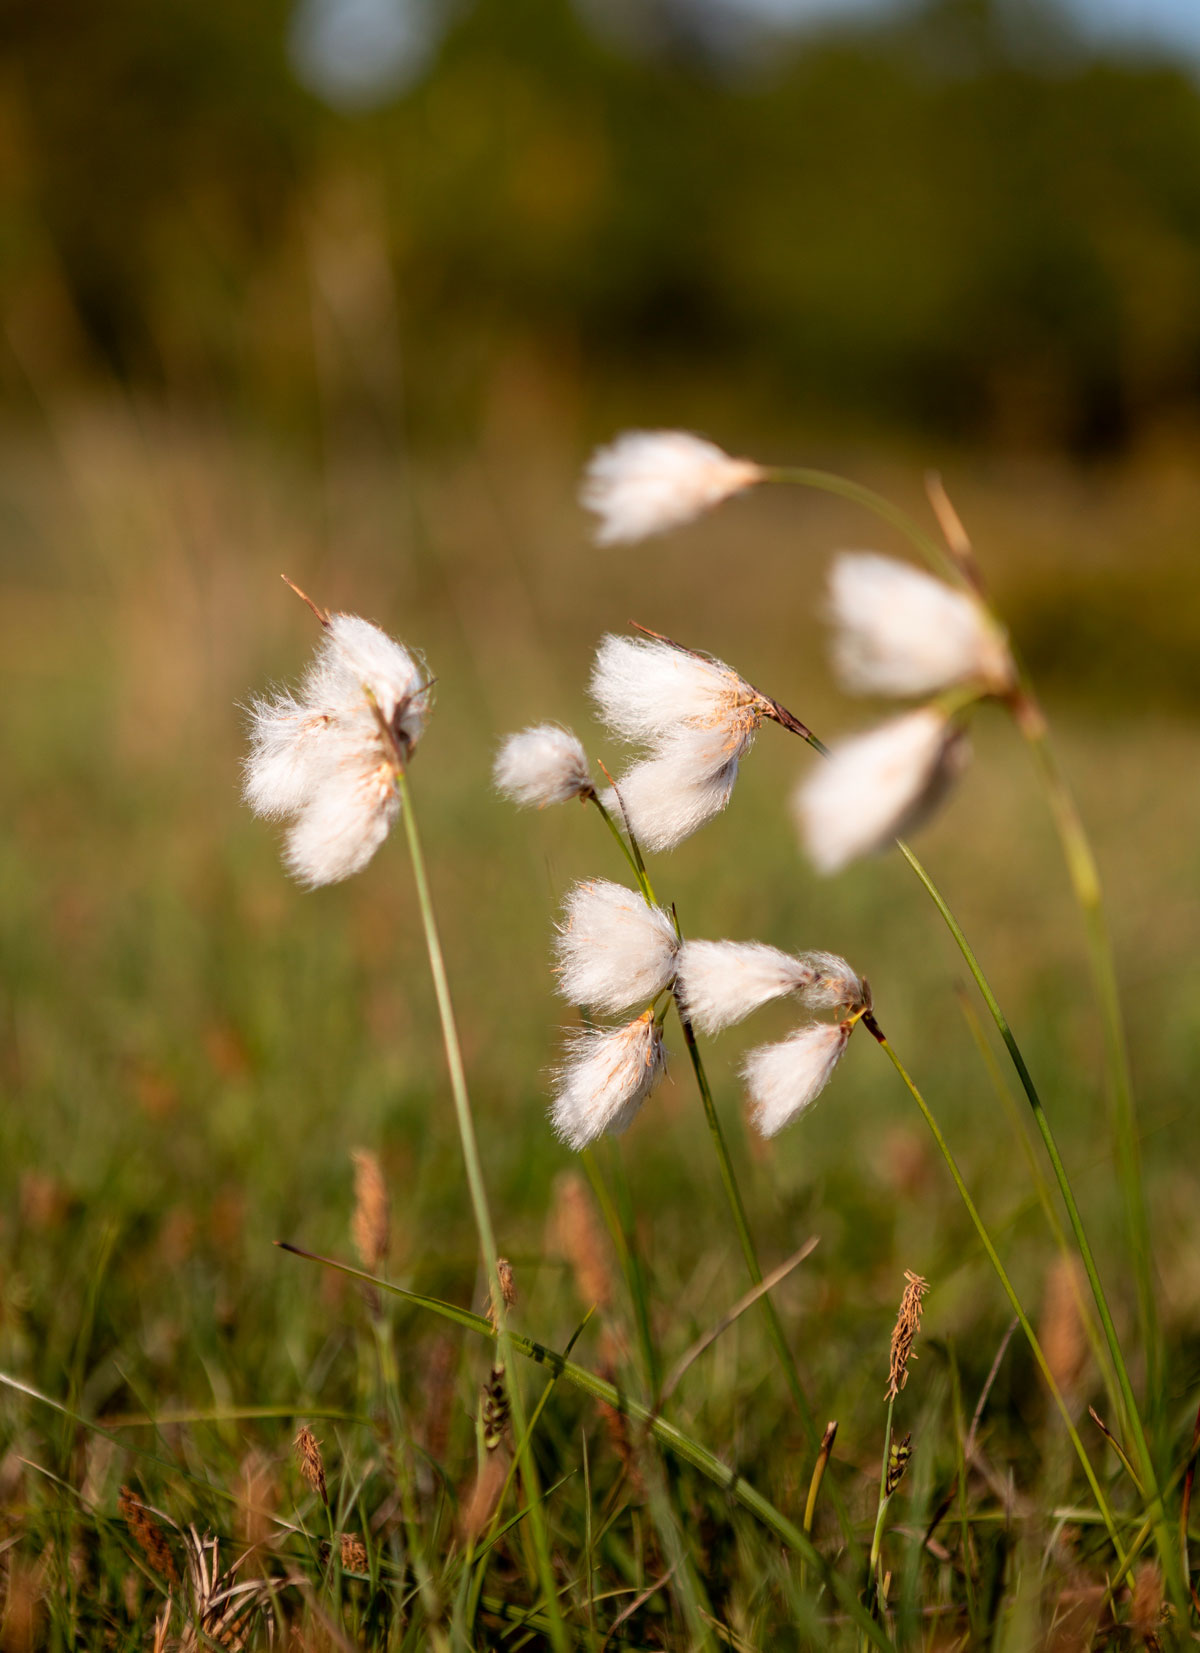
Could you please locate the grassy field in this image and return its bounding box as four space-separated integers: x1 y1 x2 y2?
2 392 1199 1648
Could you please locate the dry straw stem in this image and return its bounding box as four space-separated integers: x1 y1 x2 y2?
350 1149 389 1275
293 1426 328 1506
887 1270 930 1401
119 1485 180 1587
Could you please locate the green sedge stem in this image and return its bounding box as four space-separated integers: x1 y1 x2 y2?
1011 683 1159 1411
395 769 568 1653
868 1393 897 1613
861 1016 1132 1581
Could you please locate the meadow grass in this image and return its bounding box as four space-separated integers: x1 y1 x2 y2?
2 397 1200 1646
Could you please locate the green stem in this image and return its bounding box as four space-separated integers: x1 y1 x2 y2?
277 1243 898 1653
867 1393 897 1630
674 1006 818 1451
1011 686 1159 1412
861 1016 1133 1579
765 467 948 571
395 769 568 1653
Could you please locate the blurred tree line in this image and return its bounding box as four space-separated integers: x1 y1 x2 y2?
4 0 1200 451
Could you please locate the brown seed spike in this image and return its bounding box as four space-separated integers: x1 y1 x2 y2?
350 1149 390 1275
119 1485 180 1587
887 1270 930 1400
339 1533 369 1574
294 1425 328 1505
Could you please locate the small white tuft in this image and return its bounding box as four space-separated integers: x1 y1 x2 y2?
554 880 679 1014
551 1011 668 1150
675 941 866 1034
795 708 969 875
494 724 592 809
243 612 431 888
743 1022 850 1139
581 430 762 546
829 553 1014 699
606 726 744 852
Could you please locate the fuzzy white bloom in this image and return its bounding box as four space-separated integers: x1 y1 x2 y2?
796 708 969 876
554 879 679 1014
244 612 429 888
675 941 866 1034
581 430 762 546
829 553 1013 698
743 1022 850 1139
590 634 764 749
494 724 592 808
552 1010 668 1150
604 726 744 852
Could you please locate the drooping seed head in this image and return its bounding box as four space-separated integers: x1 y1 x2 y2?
581 430 762 545
244 609 431 888
493 724 593 808
829 552 1014 699
551 1009 667 1151
795 707 969 875
742 1021 850 1139
554 879 680 1015
675 940 867 1035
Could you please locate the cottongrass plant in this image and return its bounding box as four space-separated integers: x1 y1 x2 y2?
572 427 1179 1604
194 441 1184 1646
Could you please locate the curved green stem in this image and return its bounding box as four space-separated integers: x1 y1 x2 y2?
765 467 947 571
396 769 568 1653
860 1017 1130 1579
1010 683 1159 1411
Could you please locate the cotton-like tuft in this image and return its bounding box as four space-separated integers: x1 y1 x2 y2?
675 941 866 1034
591 634 765 851
581 430 762 545
795 708 969 875
590 634 763 749
554 879 679 1014
244 612 430 887
494 724 592 808
604 726 744 852
552 1011 668 1150
829 553 1014 699
743 1023 850 1139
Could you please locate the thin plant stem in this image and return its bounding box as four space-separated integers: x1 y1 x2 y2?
954 988 1122 1422
276 1242 898 1653
859 1014 1132 1581
867 1393 897 1621
395 768 568 1653
1010 683 1159 1410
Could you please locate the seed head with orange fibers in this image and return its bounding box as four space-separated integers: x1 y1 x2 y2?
887 1270 930 1400
293 1426 328 1506
118 1486 180 1587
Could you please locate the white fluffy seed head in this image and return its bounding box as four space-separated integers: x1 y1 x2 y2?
604 726 744 852
243 612 430 888
554 880 679 1014
829 553 1014 699
494 724 592 808
675 941 866 1034
580 430 762 545
743 1022 850 1139
551 1011 668 1151
795 708 969 876
590 634 764 750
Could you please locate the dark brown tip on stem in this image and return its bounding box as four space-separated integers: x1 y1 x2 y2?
861 1012 887 1046
281 574 331 626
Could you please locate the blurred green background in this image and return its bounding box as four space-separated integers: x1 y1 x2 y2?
2 0 1200 1634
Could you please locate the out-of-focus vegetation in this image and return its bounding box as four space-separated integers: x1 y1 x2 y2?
7 0 1200 451
3 0 1200 1646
